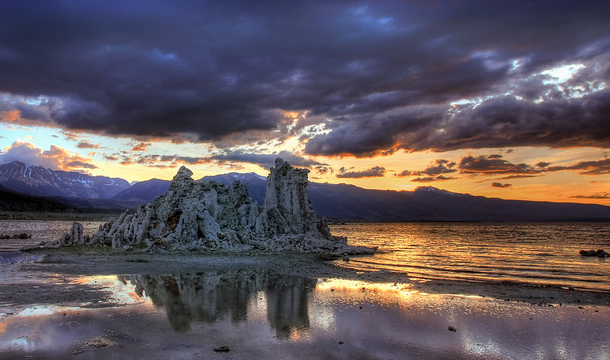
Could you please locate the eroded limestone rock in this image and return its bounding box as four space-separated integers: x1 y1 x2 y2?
59 222 88 246
59 158 375 254
93 167 259 252
257 158 320 237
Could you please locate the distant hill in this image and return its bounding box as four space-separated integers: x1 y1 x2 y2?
3 161 610 221
408 186 610 222
111 173 610 222
0 185 76 213
308 182 430 220
111 173 268 204
0 161 130 199
308 184 610 221
111 178 171 202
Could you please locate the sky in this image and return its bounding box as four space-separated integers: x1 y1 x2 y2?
0 0 609 205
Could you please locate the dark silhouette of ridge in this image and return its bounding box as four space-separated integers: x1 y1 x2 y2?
0 185 77 212
2 161 610 221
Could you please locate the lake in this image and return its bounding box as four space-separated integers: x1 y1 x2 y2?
330 222 610 293
2 221 610 292
1 220 609 359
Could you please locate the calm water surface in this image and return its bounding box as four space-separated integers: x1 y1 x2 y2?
2 271 609 359
1 221 609 292
0 220 102 252
2 221 610 359
331 222 610 292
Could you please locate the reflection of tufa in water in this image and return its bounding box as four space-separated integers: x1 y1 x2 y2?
119 270 316 337
54 158 376 254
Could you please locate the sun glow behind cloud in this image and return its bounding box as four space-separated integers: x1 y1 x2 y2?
540 64 586 85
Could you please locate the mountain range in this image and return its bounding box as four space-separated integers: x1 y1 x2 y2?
0 161 129 199
1 160 610 221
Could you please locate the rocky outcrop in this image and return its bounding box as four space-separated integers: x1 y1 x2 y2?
257 159 320 237
59 222 88 246
57 158 375 254
91 166 260 252
252 158 350 252
579 249 610 258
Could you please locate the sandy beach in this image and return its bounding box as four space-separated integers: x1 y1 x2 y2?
1 247 609 359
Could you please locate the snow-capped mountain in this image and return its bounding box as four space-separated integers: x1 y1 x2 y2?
3 160 610 221
114 171 610 221
0 161 130 199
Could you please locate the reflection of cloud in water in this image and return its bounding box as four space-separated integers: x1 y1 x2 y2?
119 270 317 337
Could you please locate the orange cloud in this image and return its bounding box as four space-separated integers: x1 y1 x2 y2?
0 109 53 128
0 110 20 122
131 142 151 152
491 182 512 188
61 131 81 141
337 166 386 178
0 141 97 172
43 145 98 171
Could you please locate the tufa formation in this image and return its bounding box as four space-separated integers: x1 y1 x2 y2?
52 158 375 254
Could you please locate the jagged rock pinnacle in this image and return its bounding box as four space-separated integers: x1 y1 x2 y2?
57 158 376 254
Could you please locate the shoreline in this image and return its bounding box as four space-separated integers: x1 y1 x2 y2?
7 247 610 309
3 247 610 359
3 210 610 222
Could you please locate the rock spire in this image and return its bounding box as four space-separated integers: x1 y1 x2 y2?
53 158 375 254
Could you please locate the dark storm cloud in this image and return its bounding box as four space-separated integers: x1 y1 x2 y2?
572 193 610 199
209 151 325 170
427 88 610 151
336 166 386 178
305 105 443 157
119 150 325 170
305 86 610 156
491 182 512 188
397 154 610 181
411 175 456 183
547 158 610 175
395 159 457 178
466 155 610 176
396 154 534 181
314 165 332 176
1 0 609 153
459 155 539 174
497 174 538 180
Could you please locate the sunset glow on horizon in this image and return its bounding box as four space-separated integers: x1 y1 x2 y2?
1 1 609 205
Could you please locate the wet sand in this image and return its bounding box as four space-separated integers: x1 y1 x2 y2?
5 247 610 305
1 248 609 359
